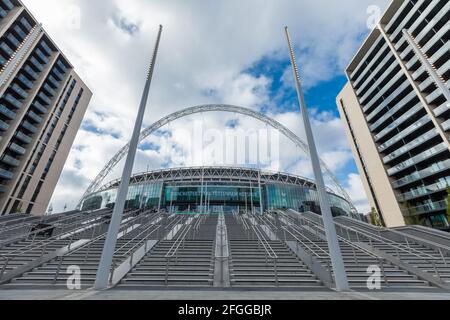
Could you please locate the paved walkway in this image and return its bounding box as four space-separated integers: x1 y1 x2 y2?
0 289 450 300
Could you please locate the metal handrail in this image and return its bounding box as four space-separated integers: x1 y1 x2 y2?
0 208 114 250
251 224 278 286
49 209 153 284
290 211 447 280
0 209 143 280
281 224 330 259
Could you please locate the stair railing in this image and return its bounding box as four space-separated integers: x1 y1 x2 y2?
251 225 278 286
164 223 193 285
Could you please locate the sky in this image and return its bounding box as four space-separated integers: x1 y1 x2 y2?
22 0 391 214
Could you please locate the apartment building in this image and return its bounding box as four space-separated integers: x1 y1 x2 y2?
337 0 450 228
0 0 92 215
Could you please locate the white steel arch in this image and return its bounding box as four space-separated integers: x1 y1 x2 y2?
78 104 356 211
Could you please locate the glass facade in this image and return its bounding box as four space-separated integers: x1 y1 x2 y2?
82 174 352 218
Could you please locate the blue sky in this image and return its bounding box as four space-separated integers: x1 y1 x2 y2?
22 0 390 213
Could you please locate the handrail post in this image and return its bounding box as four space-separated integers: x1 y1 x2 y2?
431 260 441 282
379 258 388 287
53 256 64 284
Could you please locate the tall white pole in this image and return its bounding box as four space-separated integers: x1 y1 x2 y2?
94 25 163 290
284 27 349 291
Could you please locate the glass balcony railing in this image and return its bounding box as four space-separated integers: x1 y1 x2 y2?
0 168 13 179
387 142 448 176
17 74 33 90
373 101 422 141
52 69 64 81
27 111 42 124
21 121 38 134
360 61 398 106
401 200 447 216
8 142 26 155
398 177 450 202
379 115 431 152
442 119 450 131
366 81 411 122
0 54 6 66
35 49 49 64
0 8 7 19
40 42 52 56
23 65 38 80
0 154 19 167
434 102 450 117
383 129 439 164
2 0 14 10
11 84 28 99
37 92 52 105
29 57 44 72
56 60 67 73
0 104 15 120
19 17 32 32
0 119 9 131
363 70 404 113
6 33 20 49
0 42 14 57
32 101 47 114
12 25 26 40
392 159 450 189
4 94 22 109
43 83 56 96
47 75 60 88
15 131 32 144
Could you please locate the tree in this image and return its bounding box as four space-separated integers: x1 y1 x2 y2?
369 207 383 227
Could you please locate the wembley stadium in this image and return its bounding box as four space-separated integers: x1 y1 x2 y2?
80 167 354 217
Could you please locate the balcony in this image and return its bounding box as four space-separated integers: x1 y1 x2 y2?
398 177 450 202
2 0 14 10
27 111 43 124
35 49 49 64
373 101 422 141
4 94 22 109
32 101 47 114
17 74 33 90
378 115 432 152
387 142 448 176
442 119 450 131
0 54 6 66
0 119 9 131
0 104 15 120
11 83 28 99
52 69 64 81
434 101 450 117
40 42 52 56
29 57 44 72
56 60 67 73
383 129 439 164
0 8 7 19
6 33 20 49
0 168 13 179
23 65 38 80
12 25 26 40
21 121 38 134
19 17 33 32
47 75 60 88
393 159 450 189
366 81 411 122
402 200 447 216
15 131 32 144
37 92 52 105
0 42 14 57
0 154 19 167
42 83 56 97
8 142 26 155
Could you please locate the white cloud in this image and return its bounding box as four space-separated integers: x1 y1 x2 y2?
20 0 389 212
345 173 371 214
